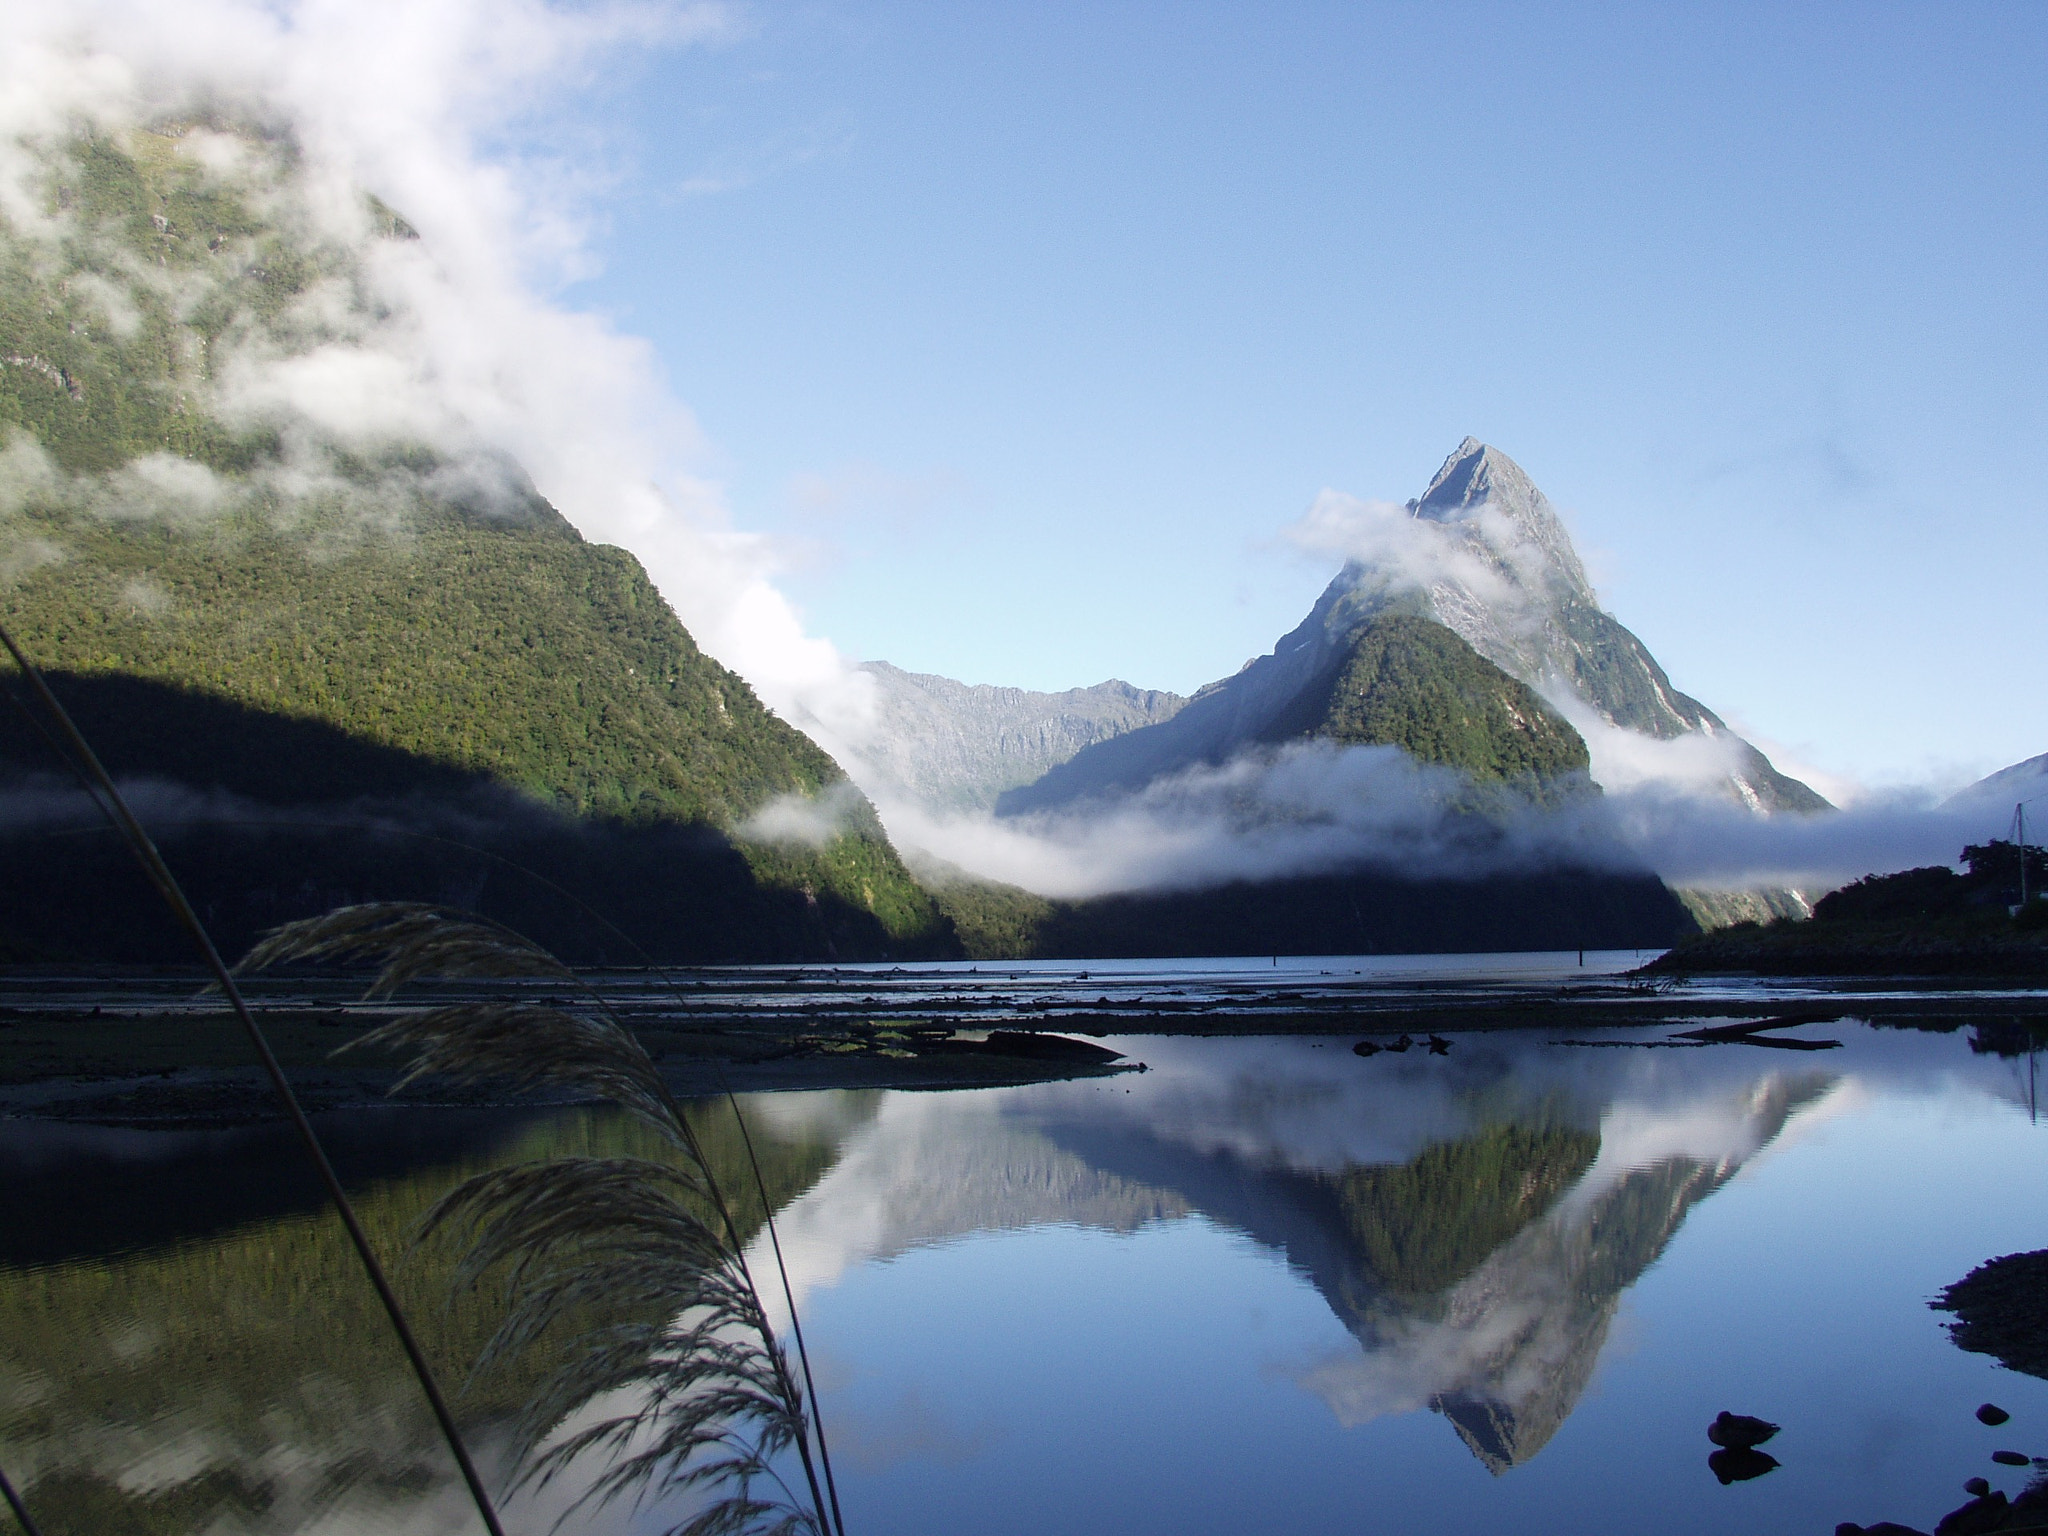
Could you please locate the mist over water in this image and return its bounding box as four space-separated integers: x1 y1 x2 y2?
790 742 2016 900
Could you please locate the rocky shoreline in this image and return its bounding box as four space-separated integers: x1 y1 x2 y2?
1641 926 2048 978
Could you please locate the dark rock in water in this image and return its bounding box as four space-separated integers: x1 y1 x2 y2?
1965 1478 1991 1497
1934 1250 2048 1381
1352 1040 1382 1057
1709 1446 1780 1484
1677 1011 1842 1043
1837 1525 1934 1536
1386 1034 1413 1053
1934 1492 2009 1536
1991 1450 2031 1466
1709 1410 1781 1448
980 1030 1125 1064
1426 1033 1451 1054
1976 1404 2011 1426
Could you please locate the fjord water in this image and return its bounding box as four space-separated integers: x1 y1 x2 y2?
5 1017 2046 1534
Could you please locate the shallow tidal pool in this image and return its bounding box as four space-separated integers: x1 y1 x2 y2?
5 1017 2046 1534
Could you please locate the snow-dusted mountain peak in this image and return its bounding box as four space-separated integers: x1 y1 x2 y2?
1411 438 1594 598
1305 439 1827 814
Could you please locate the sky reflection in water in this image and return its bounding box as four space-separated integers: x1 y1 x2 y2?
5 1021 2046 1535
756 1027 2048 1536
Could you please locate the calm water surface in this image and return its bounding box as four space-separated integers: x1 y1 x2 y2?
5 1007 2046 1534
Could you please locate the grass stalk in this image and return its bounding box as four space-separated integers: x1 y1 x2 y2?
0 1463 46 1536
0 624 509 1536
725 1101 844 1536
199 814 849 1533
240 902 846 1536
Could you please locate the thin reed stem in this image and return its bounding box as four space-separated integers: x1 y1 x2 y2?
0 625 508 1536
0 1462 45 1536
725 1094 844 1536
635 1056 837 1536
514 926 847 1536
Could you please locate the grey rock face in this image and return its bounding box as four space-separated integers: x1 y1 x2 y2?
1374 439 1825 812
1003 438 1828 817
1674 887 1814 931
854 662 1186 812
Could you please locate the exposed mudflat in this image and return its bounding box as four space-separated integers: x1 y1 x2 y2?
3 955 2043 1126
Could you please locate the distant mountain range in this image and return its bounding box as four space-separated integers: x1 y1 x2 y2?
0 121 1851 962
853 663 1185 811
847 439 1828 942
1948 751 2048 808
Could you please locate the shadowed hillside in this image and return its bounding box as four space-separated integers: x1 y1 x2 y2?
0 672 951 964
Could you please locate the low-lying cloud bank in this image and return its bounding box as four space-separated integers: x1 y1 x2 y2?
843 742 2020 900
1600 782 2014 892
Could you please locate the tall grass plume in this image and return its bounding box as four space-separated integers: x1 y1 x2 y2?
240 902 846 1536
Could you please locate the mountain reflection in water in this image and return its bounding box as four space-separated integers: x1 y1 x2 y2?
752 1038 1838 1476
7 1025 2043 1535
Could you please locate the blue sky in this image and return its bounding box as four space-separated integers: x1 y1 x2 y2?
552 1 2046 790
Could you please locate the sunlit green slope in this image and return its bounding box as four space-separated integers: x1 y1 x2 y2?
1264 610 1591 800
0 126 952 960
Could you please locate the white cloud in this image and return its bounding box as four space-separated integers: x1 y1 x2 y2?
101 453 226 521
1286 489 1547 630
861 728 2014 901
865 741 1619 899
1539 687 1750 799
734 779 869 848
0 0 891 761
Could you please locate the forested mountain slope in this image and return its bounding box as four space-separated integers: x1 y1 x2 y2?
1000 606 1593 815
0 124 951 962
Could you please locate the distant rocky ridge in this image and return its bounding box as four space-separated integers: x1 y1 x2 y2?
853 662 1185 811
1001 440 1826 819
999 606 1596 816
1388 440 1826 813
1673 887 1813 931
1947 751 2048 807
